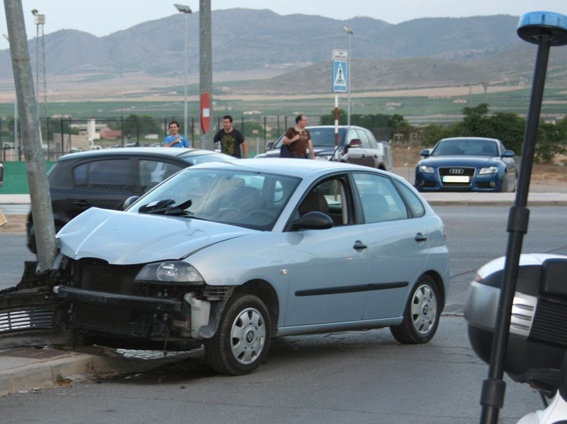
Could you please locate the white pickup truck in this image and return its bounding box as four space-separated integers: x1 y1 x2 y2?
256 125 393 171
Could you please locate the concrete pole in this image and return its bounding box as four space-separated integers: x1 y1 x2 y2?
4 0 57 271
199 0 213 150
182 11 189 140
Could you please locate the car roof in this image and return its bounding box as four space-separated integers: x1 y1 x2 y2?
440 137 500 143
305 125 363 130
55 147 229 162
189 157 391 178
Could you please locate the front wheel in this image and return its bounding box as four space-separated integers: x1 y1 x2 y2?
204 294 271 375
390 275 440 344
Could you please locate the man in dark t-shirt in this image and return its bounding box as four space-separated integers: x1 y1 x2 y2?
213 115 248 158
283 114 315 159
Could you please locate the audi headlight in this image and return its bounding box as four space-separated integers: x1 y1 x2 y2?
479 166 498 175
419 165 435 174
315 155 333 161
135 261 205 284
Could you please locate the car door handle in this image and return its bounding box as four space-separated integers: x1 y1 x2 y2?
353 240 367 251
415 233 427 243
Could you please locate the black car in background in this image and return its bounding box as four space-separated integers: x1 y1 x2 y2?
256 125 393 171
27 147 234 253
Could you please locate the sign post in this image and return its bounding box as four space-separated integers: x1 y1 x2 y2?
332 50 348 160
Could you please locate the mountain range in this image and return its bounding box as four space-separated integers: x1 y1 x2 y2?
1 8 566 97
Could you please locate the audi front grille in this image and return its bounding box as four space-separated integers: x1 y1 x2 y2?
439 167 475 187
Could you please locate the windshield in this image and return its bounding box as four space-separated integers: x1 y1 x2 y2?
129 168 301 230
431 139 499 157
274 127 346 148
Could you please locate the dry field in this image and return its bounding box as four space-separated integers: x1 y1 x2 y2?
0 72 522 103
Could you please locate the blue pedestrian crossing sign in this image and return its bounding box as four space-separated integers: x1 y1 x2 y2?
332 60 348 93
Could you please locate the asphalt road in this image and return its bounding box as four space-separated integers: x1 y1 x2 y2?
0 205 565 422
436 205 567 309
0 316 545 424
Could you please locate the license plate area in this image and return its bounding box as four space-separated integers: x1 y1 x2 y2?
442 175 470 183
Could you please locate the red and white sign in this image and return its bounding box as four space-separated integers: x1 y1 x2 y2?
200 92 211 133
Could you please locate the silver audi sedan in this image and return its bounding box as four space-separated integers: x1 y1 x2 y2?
52 159 451 375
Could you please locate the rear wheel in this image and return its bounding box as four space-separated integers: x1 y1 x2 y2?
390 275 440 344
204 293 270 375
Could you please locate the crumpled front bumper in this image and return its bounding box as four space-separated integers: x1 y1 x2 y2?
53 285 182 312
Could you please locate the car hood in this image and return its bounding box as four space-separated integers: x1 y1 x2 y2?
57 208 252 265
418 156 499 167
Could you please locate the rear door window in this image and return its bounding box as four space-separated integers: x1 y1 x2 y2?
353 173 409 223
73 159 133 191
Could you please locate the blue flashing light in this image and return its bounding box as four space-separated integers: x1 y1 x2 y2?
518 11 567 46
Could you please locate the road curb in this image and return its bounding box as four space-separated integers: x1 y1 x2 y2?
0 346 197 397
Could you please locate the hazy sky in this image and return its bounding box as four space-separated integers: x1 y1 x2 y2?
2 0 567 50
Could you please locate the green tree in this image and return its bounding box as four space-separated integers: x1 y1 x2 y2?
536 120 566 164
319 109 347 125
423 103 567 162
318 110 409 135
123 114 159 140
423 124 455 146
451 104 525 152
388 114 409 129
456 103 490 135
478 112 525 153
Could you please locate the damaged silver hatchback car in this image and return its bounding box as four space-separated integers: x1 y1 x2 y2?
2 159 450 375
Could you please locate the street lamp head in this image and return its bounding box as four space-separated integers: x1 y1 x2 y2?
342 26 353 35
174 4 193 14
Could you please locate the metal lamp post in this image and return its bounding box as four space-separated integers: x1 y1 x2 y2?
173 3 192 140
342 26 353 126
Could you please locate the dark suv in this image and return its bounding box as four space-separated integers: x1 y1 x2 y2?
27 147 234 253
256 125 393 171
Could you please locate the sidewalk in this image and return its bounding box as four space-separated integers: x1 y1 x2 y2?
421 190 567 206
0 345 199 397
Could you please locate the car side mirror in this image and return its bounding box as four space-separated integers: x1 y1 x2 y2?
343 138 362 155
348 139 362 149
420 149 431 157
123 196 140 210
292 211 334 230
503 150 515 157
265 141 275 150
